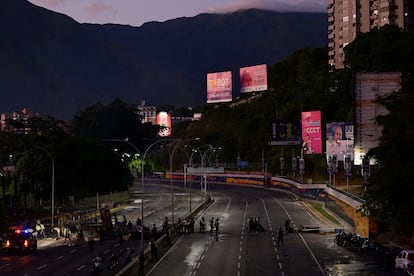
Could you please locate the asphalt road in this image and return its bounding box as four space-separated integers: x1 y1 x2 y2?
147 183 406 276
0 181 407 276
0 183 204 276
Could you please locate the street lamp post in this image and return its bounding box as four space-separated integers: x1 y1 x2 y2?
189 146 207 212
169 138 199 225
35 146 55 228
292 149 297 178
105 137 178 252
103 138 145 251
201 145 215 196
189 151 198 213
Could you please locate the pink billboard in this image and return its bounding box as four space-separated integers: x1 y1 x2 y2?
207 71 232 103
301 111 322 154
240 64 268 93
156 111 172 137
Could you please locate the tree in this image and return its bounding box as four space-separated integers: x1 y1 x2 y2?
70 98 160 144
345 25 414 234
14 131 131 206
344 25 414 73
364 84 414 234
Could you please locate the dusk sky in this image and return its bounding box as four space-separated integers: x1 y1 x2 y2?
28 0 327 27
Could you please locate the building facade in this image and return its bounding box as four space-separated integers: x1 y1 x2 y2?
328 0 414 69
353 72 401 164
1 107 35 134
137 101 157 125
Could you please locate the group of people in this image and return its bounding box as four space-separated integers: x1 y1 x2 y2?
209 217 220 240
248 216 265 233
245 216 291 247
181 217 196 233
175 216 219 238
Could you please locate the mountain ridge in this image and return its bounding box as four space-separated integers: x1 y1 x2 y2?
0 0 327 120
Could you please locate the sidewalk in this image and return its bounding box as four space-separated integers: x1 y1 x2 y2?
301 200 354 233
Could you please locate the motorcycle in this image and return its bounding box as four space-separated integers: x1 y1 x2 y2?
108 249 123 270
92 256 103 274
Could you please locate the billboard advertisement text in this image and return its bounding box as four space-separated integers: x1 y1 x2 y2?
207 71 232 103
240 64 267 93
271 120 301 142
301 111 322 154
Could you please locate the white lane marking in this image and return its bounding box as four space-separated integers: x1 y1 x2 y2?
278 200 325 275
261 198 283 273
298 233 325 274
237 199 248 275
55 255 64 261
37 264 47 270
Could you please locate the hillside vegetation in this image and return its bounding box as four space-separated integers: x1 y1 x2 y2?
184 25 414 235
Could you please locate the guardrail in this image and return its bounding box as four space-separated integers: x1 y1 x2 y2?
116 190 213 276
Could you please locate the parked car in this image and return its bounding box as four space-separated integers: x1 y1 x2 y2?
395 249 414 272
5 228 37 254
407 263 414 276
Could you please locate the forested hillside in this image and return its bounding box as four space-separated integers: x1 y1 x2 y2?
184 25 414 235
0 0 327 120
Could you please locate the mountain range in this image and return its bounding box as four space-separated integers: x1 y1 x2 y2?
0 0 327 120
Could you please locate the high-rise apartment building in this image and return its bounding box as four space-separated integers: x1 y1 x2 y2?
328 0 414 69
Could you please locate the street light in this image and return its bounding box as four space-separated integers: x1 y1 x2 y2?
201 145 217 196
189 144 211 212
35 146 55 228
169 138 199 224
189 150 197 213
206 147 222 166
103 138 145 251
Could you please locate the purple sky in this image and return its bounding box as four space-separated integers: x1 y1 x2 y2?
28 0 327 27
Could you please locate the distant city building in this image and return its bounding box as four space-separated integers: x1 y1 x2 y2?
193 113 202 121
328 0 414 69
137 100 157 125
137 100 201 126
1 107 67 134
1 107 36 134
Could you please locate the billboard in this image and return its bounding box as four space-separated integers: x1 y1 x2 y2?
207 71 232 103
270 120 301 145
156 111 172 137
301 111 322 154
326 122 354 161
240 64 268 93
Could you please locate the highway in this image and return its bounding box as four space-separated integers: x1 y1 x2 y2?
0 181 405 275
0 183 201 276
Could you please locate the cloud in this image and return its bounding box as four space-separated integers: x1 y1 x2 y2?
30 0 68 8
209 0 326 14
85 1 117 17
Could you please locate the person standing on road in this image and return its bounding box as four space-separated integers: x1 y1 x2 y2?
99 227 104 244
277 227 284 247
139 251 145 276
88 232 95 252
199 217 206 233
150 240 158 262
214 218 219 240
284 219 290 234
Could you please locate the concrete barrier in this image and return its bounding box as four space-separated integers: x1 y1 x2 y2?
116 195 212 276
